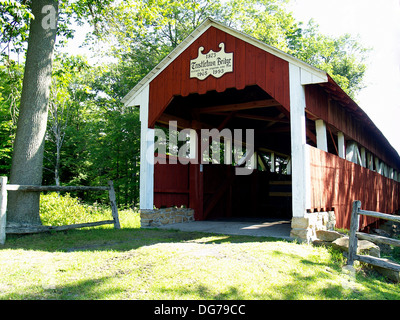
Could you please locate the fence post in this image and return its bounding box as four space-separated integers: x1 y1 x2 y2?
108 180 120 229
0 176 8 245
347 200 361 266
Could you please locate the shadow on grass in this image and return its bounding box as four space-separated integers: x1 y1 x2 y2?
2 226 287 253
0 228 295 300
2 227 400 300
1 274 127 300
1 267 352 300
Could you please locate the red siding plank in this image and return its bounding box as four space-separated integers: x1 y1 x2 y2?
245 42 256 85
281 60 290 111
305 86 399 171
148 26 289 130
224 33 236 89
255 47 266 91
309 146 400 230
275 57 285 110
235 37 246 90
154 154 190 208
265 52 275 98
180 49 190 97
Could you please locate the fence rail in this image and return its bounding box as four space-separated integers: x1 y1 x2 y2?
347 200 400 272
0 176 120 245
5 184 110 192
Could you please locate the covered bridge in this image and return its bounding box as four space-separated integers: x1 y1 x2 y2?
122 18 400 241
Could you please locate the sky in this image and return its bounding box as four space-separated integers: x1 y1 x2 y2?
67 0 400 154
288 0 400 155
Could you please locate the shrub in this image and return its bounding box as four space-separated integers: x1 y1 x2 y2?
40 192 112 226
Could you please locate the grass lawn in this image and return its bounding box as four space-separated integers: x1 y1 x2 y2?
0 209 399 300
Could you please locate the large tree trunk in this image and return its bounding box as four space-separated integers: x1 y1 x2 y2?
7 0 59 225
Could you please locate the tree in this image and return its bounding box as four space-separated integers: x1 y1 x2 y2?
0 1 32 175
97 0 368 99
3 0 117 224
284 20 369 99
223 0 369 99
47 76 68 187
44 54 89 186
7 0 59 225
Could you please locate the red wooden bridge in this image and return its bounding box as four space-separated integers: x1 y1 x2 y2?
122 18 400 236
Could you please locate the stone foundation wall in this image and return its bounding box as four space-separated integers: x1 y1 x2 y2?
290 211 336 242
140 207 195 227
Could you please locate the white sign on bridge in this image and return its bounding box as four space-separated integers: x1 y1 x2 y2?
190 43 233 80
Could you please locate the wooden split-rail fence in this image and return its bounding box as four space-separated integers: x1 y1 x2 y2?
0 176 120 245
347 200 400 272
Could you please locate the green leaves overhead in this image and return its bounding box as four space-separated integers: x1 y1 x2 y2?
0 0 33 55
284 20 369 98
90 0 369 99
0 0 370 99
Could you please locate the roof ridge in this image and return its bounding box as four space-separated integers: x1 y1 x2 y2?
121 17 327 105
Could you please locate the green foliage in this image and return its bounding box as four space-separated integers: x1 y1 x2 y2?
218 1 369 99
39 192 140 228
41 58 141 207
44 54 91 185
326 246 346 265
0 0 142 208
0 0 33 55
392 245 400 264
225 0 296 50
0 56 22 174
39 192 113 226
286 20 369 99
